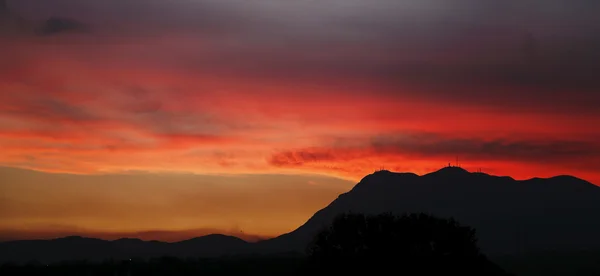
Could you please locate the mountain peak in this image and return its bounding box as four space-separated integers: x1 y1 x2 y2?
371 169 393 176
262 167 600 257
437 167 468 173
357 169 416 185
179 234 247 244
431 166 470 175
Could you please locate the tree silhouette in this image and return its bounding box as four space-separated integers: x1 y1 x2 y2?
306 212 511 275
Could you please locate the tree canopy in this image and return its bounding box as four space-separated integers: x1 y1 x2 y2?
306 212 511 275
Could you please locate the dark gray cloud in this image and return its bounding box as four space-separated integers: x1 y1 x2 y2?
37 17 88 35
369 133 600 163
0 0 8 17
269 132 600 169
0 95 99 124
1 0 87 36
9 0 598 37
6 0 600 114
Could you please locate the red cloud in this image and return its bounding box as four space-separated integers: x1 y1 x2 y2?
1 27 600 183
268 135 600 184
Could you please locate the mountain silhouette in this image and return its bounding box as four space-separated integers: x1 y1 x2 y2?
256 167 600 257
2 167 600 265
0 234 250 264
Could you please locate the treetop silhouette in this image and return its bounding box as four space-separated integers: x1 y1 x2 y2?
306 212 511 275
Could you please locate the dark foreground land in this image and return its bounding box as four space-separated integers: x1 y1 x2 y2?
0 213 514 276
4 254 600 276
0 256 305 276
3 168 600 275
0 255 514 276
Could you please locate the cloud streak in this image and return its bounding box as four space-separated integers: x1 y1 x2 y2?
270 134 600 170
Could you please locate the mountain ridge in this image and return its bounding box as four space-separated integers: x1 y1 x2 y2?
0 233 251 264
255 167 600 256
1 167 599 263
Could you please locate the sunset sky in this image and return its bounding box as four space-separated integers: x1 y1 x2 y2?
1 0 600 241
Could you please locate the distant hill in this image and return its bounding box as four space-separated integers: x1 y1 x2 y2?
0 234 250 264
256 167 600 257
2 167 600 268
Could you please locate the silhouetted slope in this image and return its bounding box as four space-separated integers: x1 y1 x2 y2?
2 168 600 264
170 234 250 258
496 249 600 276
258 168 600 257
0 235 250 264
